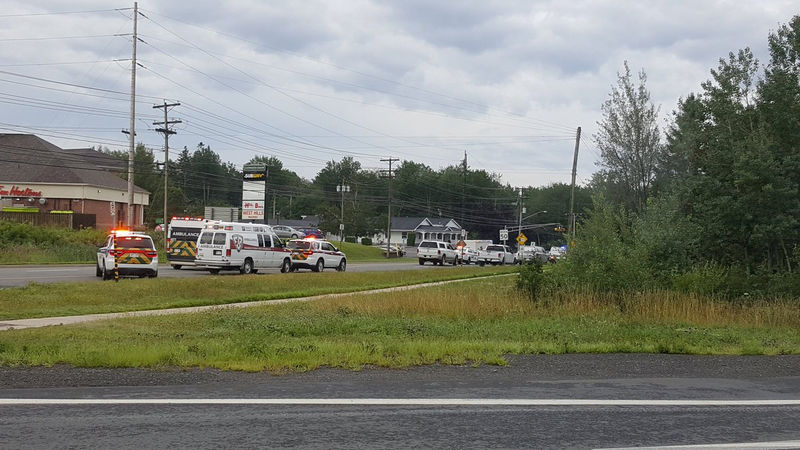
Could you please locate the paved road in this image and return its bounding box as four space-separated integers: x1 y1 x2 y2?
0 260 452 287
0 354 798 448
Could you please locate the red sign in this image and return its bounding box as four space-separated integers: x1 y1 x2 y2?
0 185 43 197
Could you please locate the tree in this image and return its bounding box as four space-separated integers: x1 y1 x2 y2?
594 62 664 213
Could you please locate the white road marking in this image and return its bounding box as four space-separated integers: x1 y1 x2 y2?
600 440 800 449
0 398 799 406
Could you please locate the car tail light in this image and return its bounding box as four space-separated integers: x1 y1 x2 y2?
497 253 502 258
226 249 231 257
145 250 157 258
437 249 441 255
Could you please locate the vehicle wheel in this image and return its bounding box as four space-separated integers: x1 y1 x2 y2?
313 258 324 272
149 271 158 278
418 258 425 265
172 265 182 270
440 256 446 266
209 268 220 274
451 255 458 266
280 258 291 273
101 263 112 280
337 259 346 272
251 269 258 274
240 258 254 274
291 234 298 239
95 263 102 277
478 261 485 267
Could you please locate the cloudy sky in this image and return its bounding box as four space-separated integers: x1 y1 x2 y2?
0 1 797 187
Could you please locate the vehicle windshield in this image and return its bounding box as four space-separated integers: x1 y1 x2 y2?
116 236 153 249
198 232 213 244
287 240 312 250
486 245 504 251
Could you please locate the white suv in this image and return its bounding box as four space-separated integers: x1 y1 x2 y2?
416 240 458 265
286 238 347 272
96 230 159 280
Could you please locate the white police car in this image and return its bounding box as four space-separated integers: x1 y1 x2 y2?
96 230 159 280
286 238 346 272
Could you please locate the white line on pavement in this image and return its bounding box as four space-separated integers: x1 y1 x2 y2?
0 398 799 406
599 440 800 449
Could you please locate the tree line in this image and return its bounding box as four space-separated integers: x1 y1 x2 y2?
564 15 800 298
107 143 592 247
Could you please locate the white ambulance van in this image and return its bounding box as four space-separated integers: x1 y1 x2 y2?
195 221 292 274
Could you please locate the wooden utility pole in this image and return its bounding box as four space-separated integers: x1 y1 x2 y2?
126 1 138 228
568 126 581 245
153 101 181 249
381 157 400 257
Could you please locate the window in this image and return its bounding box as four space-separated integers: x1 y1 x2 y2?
257 235 264 247
322 242 335 252
117 236 154 249
419 241 437 248
287 240 311 250
486 245 503 252
212 233 227 245
199 232 213 245
270 233 282 247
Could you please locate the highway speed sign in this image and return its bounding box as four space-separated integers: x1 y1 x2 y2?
499 229 509 241
516 233 527 245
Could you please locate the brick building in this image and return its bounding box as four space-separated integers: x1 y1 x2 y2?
0 134 149 230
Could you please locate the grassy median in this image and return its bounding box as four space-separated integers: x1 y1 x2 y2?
0 266 517 320
0 276 798 371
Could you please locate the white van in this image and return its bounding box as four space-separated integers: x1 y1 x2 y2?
195 221 292 274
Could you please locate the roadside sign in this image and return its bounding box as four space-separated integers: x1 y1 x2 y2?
110 201 115 216
339 223 345 231
499 229 508 241
516 233 527 245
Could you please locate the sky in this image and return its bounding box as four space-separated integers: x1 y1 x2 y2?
0 1 797 188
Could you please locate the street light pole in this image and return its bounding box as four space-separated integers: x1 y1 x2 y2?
517 188 523 244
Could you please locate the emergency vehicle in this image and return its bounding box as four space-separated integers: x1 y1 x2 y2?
96 230 158 280
166 217 207 269
286 238 347 272
195 221 292 274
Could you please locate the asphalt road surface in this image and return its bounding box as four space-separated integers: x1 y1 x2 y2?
0 354 798 449
0 260 457 287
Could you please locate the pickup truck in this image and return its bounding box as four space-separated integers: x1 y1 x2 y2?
417 240 458 265
477 244 516 266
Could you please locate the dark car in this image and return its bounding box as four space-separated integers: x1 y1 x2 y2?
300 228 325 239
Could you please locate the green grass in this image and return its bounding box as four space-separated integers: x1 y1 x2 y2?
1 277 798 372
0 266 518 320
0 221 108 264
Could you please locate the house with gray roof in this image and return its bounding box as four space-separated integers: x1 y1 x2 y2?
373 216 465 245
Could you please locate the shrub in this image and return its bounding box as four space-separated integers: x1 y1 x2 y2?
344 236 357 243
360 237 372 246
406 235 416 246
516 261 545 299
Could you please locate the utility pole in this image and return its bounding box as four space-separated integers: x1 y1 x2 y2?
517 188 523 246
569 126 581 246
126 1 138 228
461 151 467 229
336 183 350 244
380 157 400 257
153 100 181 250
263 166 269 225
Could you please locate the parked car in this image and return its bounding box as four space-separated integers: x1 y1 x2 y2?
456 245 478 264
272 225 302 240
299 228 325 239
548 246 566 263
96 230 158 280
417 240 458 265
477 244 515 266
518 245 547 263
382 243 406 258
286 238 347 272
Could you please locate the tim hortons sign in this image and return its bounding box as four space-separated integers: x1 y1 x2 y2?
0 185 43 197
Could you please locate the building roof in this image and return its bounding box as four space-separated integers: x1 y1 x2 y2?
391 217 430 230
391 216 462 231
0 134 147 193
62 147 126 172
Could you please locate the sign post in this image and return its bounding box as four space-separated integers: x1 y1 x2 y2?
242 163 267 223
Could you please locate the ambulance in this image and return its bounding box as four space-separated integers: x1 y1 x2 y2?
166 217 208 269
195 221 292 274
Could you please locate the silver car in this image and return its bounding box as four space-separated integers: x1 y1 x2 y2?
271 225 302 240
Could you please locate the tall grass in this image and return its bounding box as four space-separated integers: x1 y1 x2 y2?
0 277 798 371
0 221 107 264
